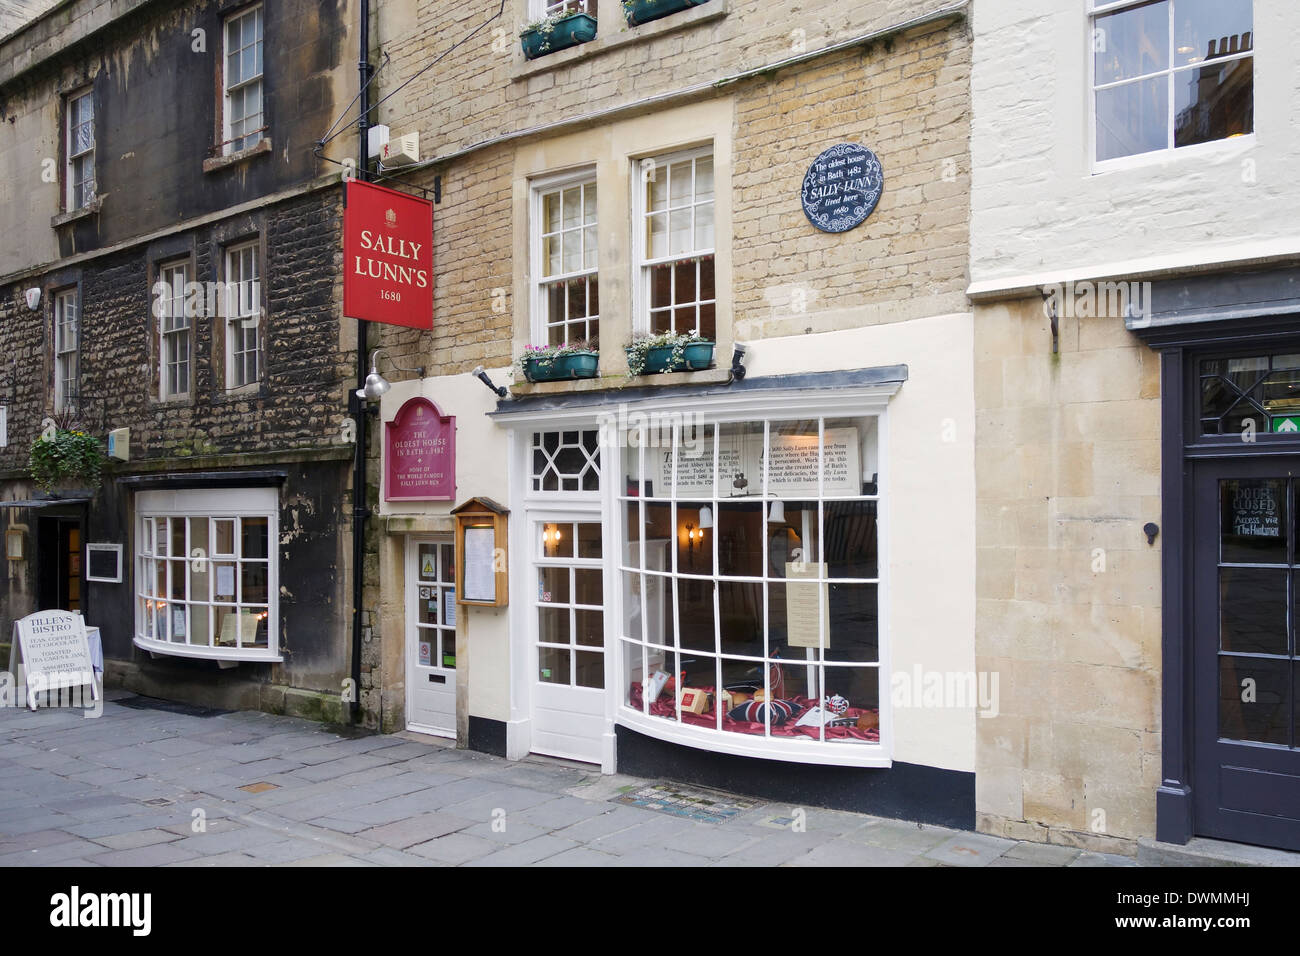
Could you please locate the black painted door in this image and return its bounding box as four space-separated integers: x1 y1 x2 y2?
1194 459 1300 850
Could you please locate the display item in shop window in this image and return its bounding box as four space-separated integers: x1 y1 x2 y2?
728 699 800 726
679 687 712 715
826 694 849 715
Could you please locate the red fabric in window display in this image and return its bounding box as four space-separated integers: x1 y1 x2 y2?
628 683 881 743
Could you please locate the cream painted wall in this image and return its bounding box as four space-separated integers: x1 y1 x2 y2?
382 312 976 771
970 0 1300 291
376 367 513 723
746 311 977 773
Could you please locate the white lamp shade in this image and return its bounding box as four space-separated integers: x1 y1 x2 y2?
767 500 785 524
698 506 713 529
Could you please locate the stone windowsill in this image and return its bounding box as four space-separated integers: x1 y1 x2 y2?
509 364 731 397
512 0 729 82
202 138 273 174
51 196 103 228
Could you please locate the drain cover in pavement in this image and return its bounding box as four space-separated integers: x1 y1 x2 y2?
238 782 279 793
612 782 762 823
141 797 175 807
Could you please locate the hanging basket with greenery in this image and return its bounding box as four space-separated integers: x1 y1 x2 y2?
28 428 106 495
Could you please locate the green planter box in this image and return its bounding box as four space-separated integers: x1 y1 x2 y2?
521 13 598 59
623 0 711 27
626 341 715 375
523 351 600 383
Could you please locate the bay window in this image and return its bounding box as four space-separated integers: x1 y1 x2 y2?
134 488 279 661
619 414 884 761
532 173 599 347
636 148 716 339
1092 0 1253 165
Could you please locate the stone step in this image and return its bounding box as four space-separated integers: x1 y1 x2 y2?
1137 837 1300 867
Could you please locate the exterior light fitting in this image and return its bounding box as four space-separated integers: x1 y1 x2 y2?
355 347 425 403
473 365 508 398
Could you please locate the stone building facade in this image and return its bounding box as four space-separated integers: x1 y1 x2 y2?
358 0 980 823
0 0 362 719
970 0 1300 853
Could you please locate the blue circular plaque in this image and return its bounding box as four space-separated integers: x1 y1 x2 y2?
801 143 884 234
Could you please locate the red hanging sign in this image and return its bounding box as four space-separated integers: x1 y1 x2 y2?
385 397 455 501
343 179 433 329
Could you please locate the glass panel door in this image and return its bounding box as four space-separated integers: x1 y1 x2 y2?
406 536 456 737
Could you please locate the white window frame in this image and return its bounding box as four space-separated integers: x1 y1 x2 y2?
1089 0 1255 174
530 169 600 348
222 4 265 155
530 0 594 19
528 427 602 497
65 89 95 211
224 240 262 390
133 487 281 662
85 543 123 584
158 260 192 400
632 145 717 337
53 288 79 414
499 384 900 769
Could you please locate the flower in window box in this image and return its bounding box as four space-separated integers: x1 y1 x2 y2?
512 339 600 383
624 330 714 377
520 9 598 60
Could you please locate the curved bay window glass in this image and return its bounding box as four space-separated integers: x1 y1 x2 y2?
134 488 279 661
619 415 882 760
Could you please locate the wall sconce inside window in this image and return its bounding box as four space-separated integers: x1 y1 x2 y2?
6 528 25 561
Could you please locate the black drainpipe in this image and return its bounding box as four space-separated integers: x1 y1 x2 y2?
350 0 370 726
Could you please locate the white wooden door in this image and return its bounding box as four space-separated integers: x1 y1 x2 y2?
530 518 607 763
406 536 456 737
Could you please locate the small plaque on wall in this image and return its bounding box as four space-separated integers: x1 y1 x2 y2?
801 143 884 234
85 544 123 583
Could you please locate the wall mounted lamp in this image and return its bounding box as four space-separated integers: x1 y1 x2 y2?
473 365 508 398
354 347 426 403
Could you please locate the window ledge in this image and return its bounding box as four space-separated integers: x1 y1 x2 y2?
51 196 103 228
618 708 891 768
203 138 273 174
511 0 729 82
509 364 730 397
1091 133 1255 177
133 635 282 663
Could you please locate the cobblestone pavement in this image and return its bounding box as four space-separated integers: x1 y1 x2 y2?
0 694 1138 867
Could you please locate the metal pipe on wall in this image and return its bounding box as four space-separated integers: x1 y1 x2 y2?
350 0 370 725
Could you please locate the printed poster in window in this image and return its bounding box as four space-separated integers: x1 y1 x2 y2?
658 427 860 497
785 562 829 649
444 590 456 627
418 641 432 666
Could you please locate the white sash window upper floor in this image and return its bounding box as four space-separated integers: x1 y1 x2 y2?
1091 0 1253 168
65 89 95 212
222 4 265 155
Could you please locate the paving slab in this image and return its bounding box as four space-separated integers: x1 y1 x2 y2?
360 812 474 849
924 832 1017 867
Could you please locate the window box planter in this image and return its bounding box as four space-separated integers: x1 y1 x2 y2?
622 0 711 27
521 13 597 60
522 350 600 383
625 340 715 375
